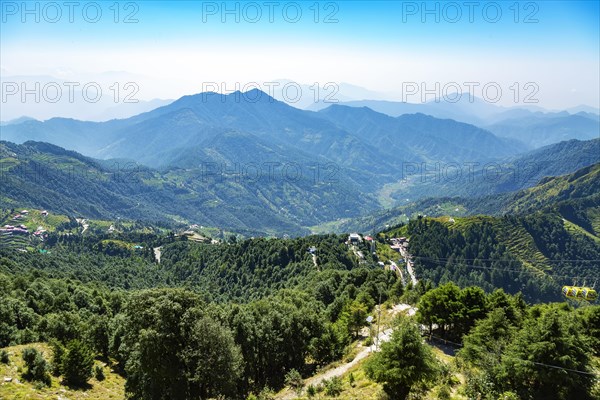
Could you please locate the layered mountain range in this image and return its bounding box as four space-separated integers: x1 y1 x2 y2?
1 89 598 234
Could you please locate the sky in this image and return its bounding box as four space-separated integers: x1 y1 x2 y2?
1 0 599 117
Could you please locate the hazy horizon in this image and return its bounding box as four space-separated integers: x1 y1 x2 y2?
1 1 599 121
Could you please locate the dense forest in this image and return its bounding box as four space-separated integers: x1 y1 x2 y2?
379 209 600 304
0 231 402 398
1 160 599 399
1 220 599 399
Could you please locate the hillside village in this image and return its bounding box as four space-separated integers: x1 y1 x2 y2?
345 232 419 285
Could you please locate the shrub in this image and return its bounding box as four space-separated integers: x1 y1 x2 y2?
0 349 9 364
94 365 105 381
21 347 51 386
284 368 304 393
498 392 520 400
437 384 451 400
324 376 343 397
257 387 275 400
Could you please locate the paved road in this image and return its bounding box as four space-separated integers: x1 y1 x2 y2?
406 260 418 286
154 246 162 264
399 247 418 285
76 218 89 234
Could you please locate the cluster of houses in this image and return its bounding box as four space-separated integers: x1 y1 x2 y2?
390 237 409 252
33 227 48 238
346 233 376 262
0 210 49 239
1 224 29 235
11 209 28 221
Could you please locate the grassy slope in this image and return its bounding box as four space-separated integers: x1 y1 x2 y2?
506 163 600 214
0 343 125 400
439 216 552 274
277 344 466 400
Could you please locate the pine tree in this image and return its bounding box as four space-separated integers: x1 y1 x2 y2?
365 317 439 399
61 340 94 387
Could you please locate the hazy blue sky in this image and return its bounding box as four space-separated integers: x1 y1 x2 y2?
1 0 599 109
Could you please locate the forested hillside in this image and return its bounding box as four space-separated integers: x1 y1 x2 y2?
379 138 600 206
360 164 600 305
385 213 600 303
1 226 598 399
2 139 598 237
0 140 373 235
1 164 599 399
3 0 599 398
0 228 404 398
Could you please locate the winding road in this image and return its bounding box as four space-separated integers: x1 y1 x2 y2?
399 246 418 286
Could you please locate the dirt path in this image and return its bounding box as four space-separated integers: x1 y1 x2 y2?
278 337 387 400
277 304 416 399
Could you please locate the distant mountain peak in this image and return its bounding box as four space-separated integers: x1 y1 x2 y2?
0 116 37 126
229 88 277 103
168 89 279 109
319 103 389 117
